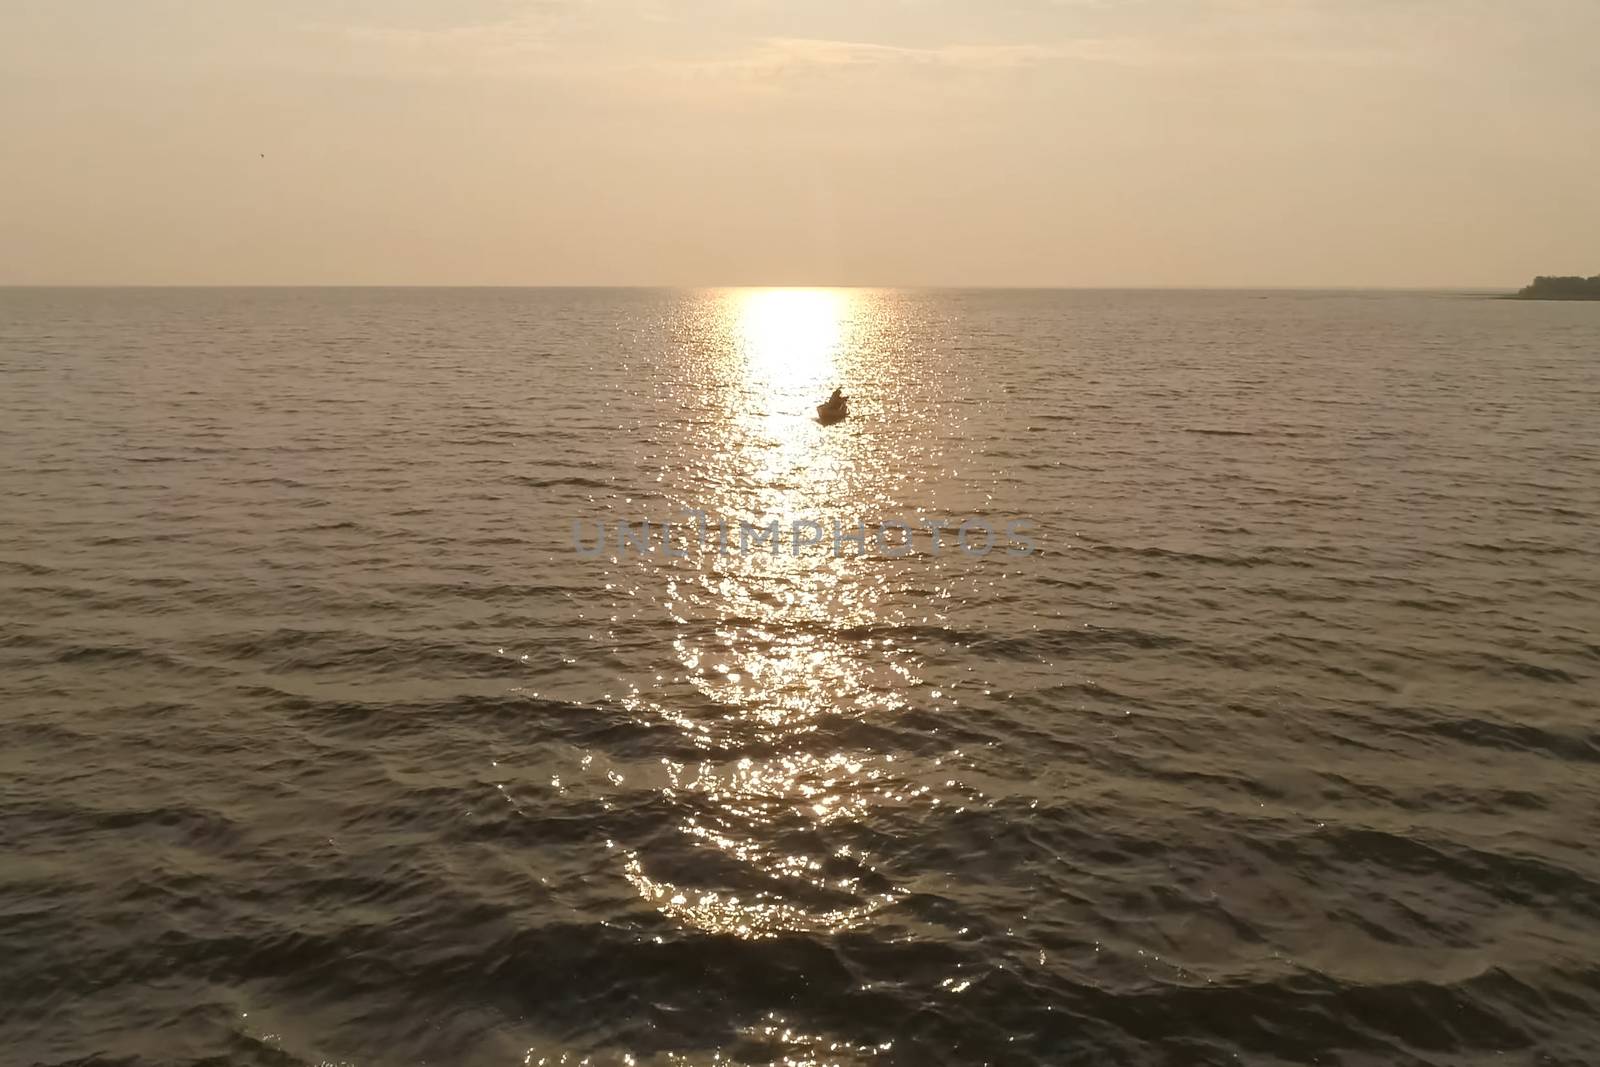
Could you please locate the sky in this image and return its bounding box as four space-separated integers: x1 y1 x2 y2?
1 0 1596 287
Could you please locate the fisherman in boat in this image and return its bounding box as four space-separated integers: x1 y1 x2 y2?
817 386 849 423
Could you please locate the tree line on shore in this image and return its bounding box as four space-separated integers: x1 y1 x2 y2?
1514 275 1600 300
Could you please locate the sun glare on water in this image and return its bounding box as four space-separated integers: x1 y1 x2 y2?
603 287 932 946
735 288 848 391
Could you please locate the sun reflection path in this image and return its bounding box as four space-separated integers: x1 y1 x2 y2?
615 289 947 942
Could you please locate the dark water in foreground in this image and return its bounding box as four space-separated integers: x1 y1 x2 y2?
2 288 1598 1067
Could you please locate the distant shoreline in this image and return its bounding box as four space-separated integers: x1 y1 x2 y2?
1507 275 1600 301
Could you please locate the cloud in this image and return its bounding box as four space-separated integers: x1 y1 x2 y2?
338 17 551 59
309 0 1571 89
673 35 1111 85
316 3 594 75
747 38 1077 69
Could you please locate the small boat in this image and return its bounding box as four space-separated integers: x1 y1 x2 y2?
816 396 849 425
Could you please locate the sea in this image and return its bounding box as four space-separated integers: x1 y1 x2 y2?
1 287 1597 1067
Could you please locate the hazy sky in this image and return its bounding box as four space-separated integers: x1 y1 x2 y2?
2 0 1596 286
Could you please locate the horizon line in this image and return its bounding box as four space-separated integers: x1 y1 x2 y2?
0 283 1526 292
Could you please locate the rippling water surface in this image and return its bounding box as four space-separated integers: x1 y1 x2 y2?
2 288 1598 1066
